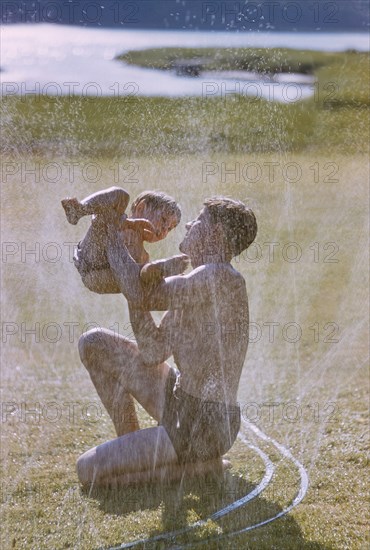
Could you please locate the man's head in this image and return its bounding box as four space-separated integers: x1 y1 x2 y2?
179 197 257 264
131 191 181 242
203 197 257 257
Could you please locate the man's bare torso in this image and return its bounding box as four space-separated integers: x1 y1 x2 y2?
161 263 249 405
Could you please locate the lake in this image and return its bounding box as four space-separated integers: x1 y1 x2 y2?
1 24 368 102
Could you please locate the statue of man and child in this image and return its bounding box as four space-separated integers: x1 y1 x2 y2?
62 185 257 486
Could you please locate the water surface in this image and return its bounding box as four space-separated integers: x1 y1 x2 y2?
1 25 368 101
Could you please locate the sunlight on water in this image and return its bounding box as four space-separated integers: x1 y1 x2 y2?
1 24 369 100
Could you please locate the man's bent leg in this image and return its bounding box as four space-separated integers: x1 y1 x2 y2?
97 458 231 488
77 426 179 486
77 426 230 488
78 328 170 436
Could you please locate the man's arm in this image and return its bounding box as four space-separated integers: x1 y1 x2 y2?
129 306 174 366
106 222 144 303
139 267 212 310
107 222 214 311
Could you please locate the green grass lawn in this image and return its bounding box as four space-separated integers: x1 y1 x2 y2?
1 94 369 159
0 43 368 550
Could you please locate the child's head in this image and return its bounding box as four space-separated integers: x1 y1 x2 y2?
131 191 181 242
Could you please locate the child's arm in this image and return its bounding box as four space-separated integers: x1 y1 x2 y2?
123 217 155 241
153 255 190 278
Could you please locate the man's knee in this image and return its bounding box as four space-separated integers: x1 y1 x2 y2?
78 328 105 365
76 447 96 485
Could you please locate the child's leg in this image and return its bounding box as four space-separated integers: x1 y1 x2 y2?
62 187 129 225
74 218 109 271
73 217 123 294
80 186 129 215
74 218 119 295
81 268 121 294
63 187 130 293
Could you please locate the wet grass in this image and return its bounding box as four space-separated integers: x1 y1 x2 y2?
1 92 368 159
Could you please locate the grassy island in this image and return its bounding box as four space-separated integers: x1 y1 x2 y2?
117 46 370 104
117 46 345 73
